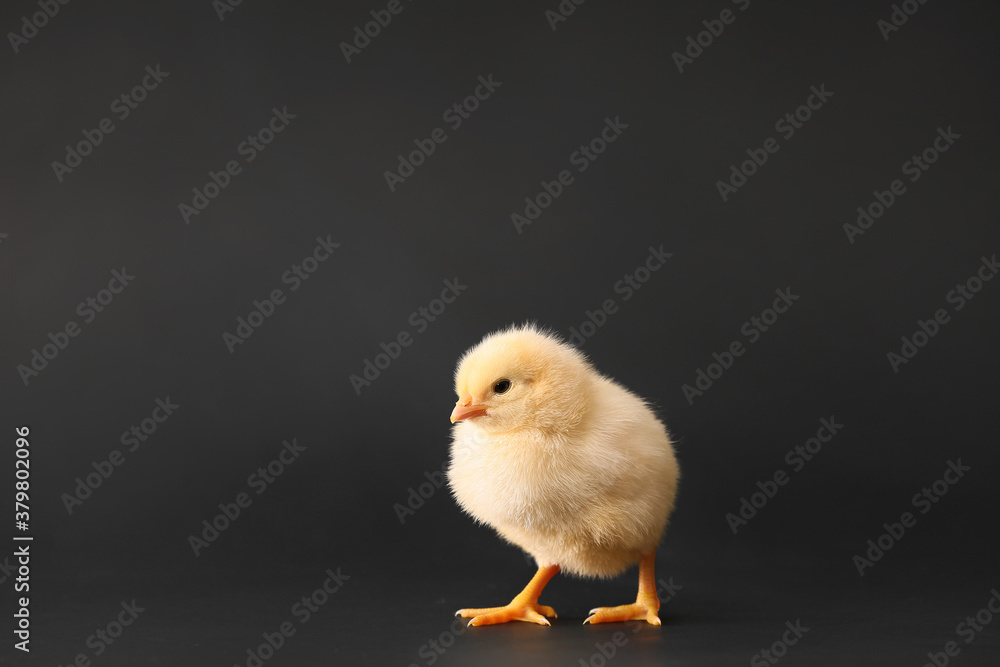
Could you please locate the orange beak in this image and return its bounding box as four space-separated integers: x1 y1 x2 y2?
450 394 488 423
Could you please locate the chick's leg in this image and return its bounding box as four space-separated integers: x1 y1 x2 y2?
456 564 560 626
584 551 661 625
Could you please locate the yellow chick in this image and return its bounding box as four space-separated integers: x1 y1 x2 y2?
447 324 680 626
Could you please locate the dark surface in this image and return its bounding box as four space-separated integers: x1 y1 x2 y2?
2 0 999 664
23 557 1000 666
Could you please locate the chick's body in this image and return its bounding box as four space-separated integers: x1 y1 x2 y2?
449 373 677 577
446 325 679 626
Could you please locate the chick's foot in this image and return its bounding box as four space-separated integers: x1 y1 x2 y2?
456 564 560 627
456 601 558 626
583 600 660 625
584 551 661 625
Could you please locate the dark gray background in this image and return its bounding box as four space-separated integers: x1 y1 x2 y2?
2 0 998 665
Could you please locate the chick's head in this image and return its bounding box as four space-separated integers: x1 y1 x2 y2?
450 324 592 435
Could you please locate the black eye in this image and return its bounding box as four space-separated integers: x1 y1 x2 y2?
493 379 511 394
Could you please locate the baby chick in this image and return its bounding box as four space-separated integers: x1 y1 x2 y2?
447 324 679 626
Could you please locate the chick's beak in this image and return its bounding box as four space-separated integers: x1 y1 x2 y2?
450 394 488 423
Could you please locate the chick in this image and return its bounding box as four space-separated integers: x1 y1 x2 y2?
447 324 679 626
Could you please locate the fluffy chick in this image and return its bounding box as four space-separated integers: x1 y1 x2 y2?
447 324 679 626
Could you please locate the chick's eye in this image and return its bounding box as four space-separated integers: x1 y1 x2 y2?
493 379 511 394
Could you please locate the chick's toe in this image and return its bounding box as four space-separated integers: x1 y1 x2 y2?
584 602 660 626
456 601 557 627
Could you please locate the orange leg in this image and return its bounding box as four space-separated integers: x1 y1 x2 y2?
584 551 661 625
456 564 560 626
